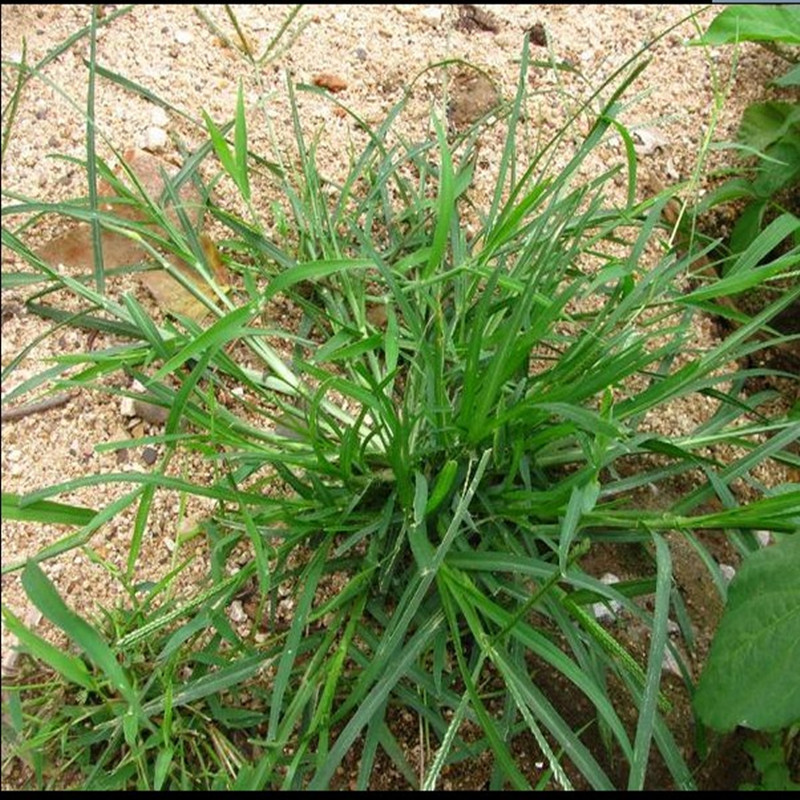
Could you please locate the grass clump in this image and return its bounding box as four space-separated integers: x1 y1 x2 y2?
2 15 799 792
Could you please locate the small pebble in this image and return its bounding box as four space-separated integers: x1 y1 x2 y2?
142 446 158 466
592 573 623 622
174 29 193 45
229 600 248 623
133 398 169 425
144 126 167 152
419 6 444 27
719 563 736 583
120 396 137 417
662 647 682 677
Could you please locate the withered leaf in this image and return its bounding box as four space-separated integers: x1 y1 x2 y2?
34 149 228 323
312 73 348 93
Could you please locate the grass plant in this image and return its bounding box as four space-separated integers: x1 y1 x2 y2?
2 7 798 791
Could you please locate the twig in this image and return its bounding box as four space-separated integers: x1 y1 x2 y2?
1 392 74 422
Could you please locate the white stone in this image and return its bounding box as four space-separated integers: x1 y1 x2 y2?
633 128 668 156
662 647 682 677
144 126 167 152
719 563 736 583
174 29 193 45
229 600 248 623
120 396 136 417
592 573 623 622
419 6 444 26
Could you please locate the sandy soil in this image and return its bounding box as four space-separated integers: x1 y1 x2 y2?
0 4 794 790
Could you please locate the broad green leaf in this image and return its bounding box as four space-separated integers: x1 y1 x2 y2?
773 64 800 88
695 6 800 45
694 535 800 732
738 102 800 153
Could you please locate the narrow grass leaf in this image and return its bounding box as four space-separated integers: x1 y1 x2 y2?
267 541 330 741
423 117 454 280
1 605 95 691
263 258 374 303
21 562 137 706
308 611 444 789
150 302 255 381
1 493 96 526
628 532 672 790
234 80 251 201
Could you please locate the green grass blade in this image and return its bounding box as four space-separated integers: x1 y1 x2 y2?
1 605 95 691
628 532 672 790
308 610 444 789
234 80 251 202
267 541 330 742
1 493 96 526
21 562 137 707
423 117 454 280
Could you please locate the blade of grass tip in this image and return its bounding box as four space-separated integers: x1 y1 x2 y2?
606 118 638 210
234 79 251 202
126 481 157 580
203 109 239 190
85 5 104 294
558 482 599 576
1 492 96 526
628 532 672 790
149 302 255 382
487 33 529 226
423 116 455 280
257 4 304 65
90 62 210 131
224 5 255 60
